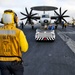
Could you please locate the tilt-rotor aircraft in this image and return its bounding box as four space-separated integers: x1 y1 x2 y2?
20 6 69 29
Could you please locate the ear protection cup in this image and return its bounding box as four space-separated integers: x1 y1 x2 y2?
1 10 18 24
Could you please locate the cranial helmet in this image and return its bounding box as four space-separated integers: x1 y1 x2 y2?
1 9 18 24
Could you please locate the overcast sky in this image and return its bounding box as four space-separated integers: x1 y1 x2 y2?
0 0 75 22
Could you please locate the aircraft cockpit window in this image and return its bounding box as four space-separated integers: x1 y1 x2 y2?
42 15 49 18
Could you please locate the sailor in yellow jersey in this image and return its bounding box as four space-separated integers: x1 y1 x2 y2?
0 9 28 75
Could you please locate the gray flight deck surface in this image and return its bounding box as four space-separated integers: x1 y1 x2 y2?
1 24 75 75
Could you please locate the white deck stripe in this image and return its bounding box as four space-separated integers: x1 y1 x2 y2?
57 30 75 53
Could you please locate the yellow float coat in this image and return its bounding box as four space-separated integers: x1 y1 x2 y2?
0 24 28 61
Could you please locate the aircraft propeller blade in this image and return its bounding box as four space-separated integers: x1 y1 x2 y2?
20 17 27 20
62 10 67 16
32 18 37 21
20 12 27 16
55 18 59 23
60 7 61 15
25 19 28 25
28 19 32 24
62 18 67 23
25 7 29 15
31 13 38 16
20 7 38 26
30 9 33 15
54 10 59 16
54 7 69 24
63 15 69 17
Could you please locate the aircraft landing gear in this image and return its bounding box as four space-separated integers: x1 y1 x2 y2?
32 26 34 29
55 26 57 29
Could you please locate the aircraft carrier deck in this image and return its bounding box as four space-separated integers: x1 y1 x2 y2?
0 24 75 75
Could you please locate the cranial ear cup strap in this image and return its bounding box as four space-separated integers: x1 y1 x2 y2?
14 12 17 23
14 14 19 28
14 14 18 23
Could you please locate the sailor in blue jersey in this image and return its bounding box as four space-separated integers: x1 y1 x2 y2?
48 24 55 30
